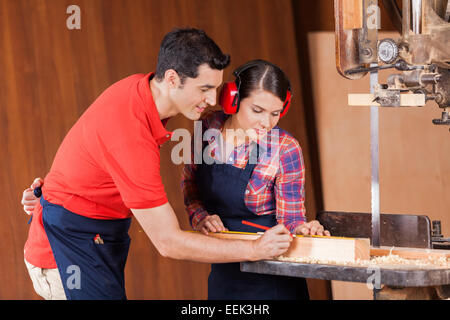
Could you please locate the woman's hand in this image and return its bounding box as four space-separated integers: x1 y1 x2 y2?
21 177 44 215
196 214 228 235
295 220 331 236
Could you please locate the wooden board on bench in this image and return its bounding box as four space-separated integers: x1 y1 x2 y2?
202 231 371 263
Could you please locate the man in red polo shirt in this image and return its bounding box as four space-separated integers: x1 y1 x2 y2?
21 28 293 300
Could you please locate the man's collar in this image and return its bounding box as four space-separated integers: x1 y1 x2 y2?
139 72 173 145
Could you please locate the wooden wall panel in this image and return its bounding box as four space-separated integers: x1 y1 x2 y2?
0 0 326 299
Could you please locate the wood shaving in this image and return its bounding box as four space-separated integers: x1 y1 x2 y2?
276 253 450 269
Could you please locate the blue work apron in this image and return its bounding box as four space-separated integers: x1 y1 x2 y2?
195 143 309 300
40 196 131 300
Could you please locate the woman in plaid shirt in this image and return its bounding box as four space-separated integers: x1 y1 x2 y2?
182 60 329 300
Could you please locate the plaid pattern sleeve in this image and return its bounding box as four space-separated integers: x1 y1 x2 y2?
182 161 210 229
181 115 216 229
273 134 307 233
181 111 228 229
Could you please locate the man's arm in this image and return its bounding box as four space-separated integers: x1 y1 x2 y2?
132 203 292 263
21 178 293 262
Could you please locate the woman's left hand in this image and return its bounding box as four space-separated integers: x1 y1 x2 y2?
295 220 331 236
196 214 228 235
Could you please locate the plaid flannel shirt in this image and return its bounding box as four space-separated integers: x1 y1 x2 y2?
181 111 306 233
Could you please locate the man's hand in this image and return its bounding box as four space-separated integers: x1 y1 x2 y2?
252 224 293 260
295 220 331 236
196 214 228 235
21 177 44 215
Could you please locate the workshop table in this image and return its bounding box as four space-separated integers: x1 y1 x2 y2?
240 260 450 299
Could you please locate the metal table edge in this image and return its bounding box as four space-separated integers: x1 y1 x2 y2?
240 260 450 287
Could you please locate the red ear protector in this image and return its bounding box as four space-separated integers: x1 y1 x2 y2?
219 60 292 118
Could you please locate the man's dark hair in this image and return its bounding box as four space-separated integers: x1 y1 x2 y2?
155 28 230 83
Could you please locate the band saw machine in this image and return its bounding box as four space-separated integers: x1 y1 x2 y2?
239 0 450 300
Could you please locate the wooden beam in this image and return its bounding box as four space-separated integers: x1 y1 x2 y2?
196 231 450 264
200 231 371 263
285 235 370 262
342 0 363 30
370 246 450 260
348 93 426 106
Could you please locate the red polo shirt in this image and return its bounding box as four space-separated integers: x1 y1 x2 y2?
24 73 171 268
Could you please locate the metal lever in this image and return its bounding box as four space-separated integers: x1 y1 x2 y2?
346 64 396 75
432 220 443 238
344 60 422 75
432 111 450 126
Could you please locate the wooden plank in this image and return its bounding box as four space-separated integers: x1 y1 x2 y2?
203 232 449 262
204 231 371 263
335 0 367 80
370 246 450 260
348 93 426 106
376 286 444 300
285 236 370 262
342 0 363 30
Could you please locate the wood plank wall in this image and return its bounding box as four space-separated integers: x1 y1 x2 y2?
0 0 328 299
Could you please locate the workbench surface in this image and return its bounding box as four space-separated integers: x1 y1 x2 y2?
240 260 450 287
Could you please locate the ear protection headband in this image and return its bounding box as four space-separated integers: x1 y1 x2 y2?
219 60 292 118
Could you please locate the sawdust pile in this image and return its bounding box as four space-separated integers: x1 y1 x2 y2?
276 252 450 269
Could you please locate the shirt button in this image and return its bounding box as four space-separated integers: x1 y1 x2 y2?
166 134 170 138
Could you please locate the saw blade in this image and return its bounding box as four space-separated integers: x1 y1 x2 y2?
370 63 381 247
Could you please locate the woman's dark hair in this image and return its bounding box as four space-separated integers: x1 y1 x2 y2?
155 28 230 84
236 59 291 103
